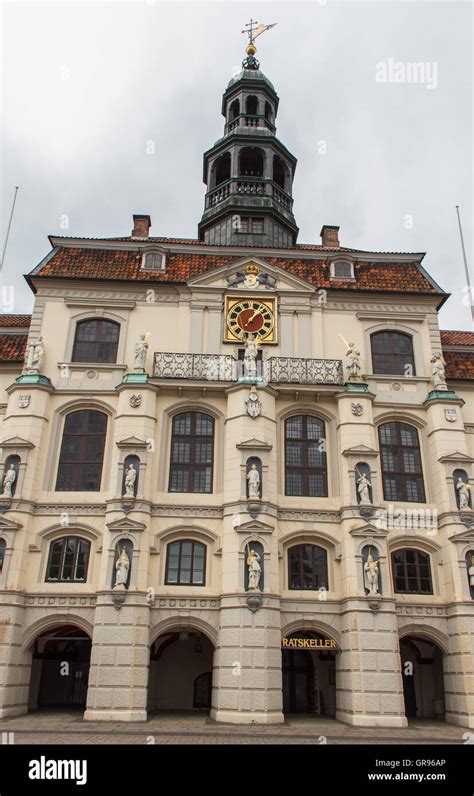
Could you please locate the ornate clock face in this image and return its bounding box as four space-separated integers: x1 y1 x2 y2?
225 297 276 343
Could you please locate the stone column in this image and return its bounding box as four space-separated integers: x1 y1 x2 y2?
83 593 150 722
0 598 31 718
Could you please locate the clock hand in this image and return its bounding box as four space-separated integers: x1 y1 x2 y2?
245 308 261 326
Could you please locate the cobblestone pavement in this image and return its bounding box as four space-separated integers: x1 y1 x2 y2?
0 711 470 744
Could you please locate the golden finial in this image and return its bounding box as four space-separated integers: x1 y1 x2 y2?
241 20 277 68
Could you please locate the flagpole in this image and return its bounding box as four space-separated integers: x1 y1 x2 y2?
0 186 19 272
455 205 474 325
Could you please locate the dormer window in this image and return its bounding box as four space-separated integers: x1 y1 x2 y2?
141 250 166 272
330 260 354 280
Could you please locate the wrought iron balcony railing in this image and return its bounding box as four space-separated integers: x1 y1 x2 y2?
153 353 344 386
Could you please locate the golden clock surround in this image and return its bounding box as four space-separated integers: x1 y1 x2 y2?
224 296 277 344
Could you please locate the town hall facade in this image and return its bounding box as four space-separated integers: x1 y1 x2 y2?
0 39 473 728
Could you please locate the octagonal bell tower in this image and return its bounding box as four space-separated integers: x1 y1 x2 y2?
198 33 298 247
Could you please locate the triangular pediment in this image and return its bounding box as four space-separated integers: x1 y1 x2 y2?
188 257 315 293
0 515 22 531
349 522 388 538
236 438 272 452
439 451 474 464
448 528 474 544
116 436 148 448
106 517 146 532
234 518 275 535
342 444 379 458
0 436 34 449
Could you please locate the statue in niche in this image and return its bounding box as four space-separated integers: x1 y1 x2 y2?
1 464 16 497
364 552 380 595
247 544 261 591
247 463 260 499
124 463 137 497
345 341 361 382
468 554 474 588
356 468 372 505
113 545 130 589
430 352 447 390
456 477 471 509
246 385 262 418
134 333 150 371
29 336 44 372
243 334 259 379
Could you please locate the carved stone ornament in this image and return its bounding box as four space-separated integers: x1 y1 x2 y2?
112 586 126 610
129 394 142 408
351 401 363 416
444 408 457 422
246 594 263 613
18 395 30 408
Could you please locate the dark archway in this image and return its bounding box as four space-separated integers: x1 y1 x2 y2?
282 631 337 716
239 147 264 178
400 636 446 720
28 625 91 711
148 630 214 713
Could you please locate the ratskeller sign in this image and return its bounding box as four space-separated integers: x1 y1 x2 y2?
282 638 337 649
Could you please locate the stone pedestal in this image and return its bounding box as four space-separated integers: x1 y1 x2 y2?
445 610 474 729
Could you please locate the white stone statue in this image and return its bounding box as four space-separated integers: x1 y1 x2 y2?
468 555 474 587
357 470 372 505
246 385 262 418
345 341 361 382
456 478 471 509
243 334 259 379
114 545 130 589
1 464 16 497
134 333 150 371
430 353 447 390
124 463 137 497
364 553 379 595
247 463 260 499
247 546 261 591
30 336 44 372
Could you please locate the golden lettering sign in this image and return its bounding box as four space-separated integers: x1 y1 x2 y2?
281 637 337 649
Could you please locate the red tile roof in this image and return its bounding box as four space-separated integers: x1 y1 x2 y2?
0 333 28 362
0 315 32 328
30 247 442 295
443 351 474 380
440 330 474 347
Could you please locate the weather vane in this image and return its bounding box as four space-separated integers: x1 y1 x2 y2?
241 19 277 70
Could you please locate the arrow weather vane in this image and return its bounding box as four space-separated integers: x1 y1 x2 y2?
241 19 277 69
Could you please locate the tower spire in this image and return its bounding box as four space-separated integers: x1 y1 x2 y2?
241 20 277 70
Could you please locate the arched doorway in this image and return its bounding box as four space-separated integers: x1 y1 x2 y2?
148 630 214 713
400 636 446 720
282 631 337 716
28 625 91 711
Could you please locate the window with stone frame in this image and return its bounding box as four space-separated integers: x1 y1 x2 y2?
165 540 206 586
371 331 416 376
71 319 120 363
391 548 433 594
168 411 214 494
46 536 90 583
285 415 328 497
288 544 328 591
378 421 425 503
55 410 107 491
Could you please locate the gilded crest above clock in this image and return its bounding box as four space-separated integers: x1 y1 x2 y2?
225 295 276 343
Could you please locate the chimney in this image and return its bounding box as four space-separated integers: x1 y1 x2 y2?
132 214 151 238
320 224 340 248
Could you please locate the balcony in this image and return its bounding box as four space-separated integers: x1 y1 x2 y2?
205 177 294 213
153 353 344 386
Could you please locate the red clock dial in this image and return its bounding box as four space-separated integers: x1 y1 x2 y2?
237 308 264 333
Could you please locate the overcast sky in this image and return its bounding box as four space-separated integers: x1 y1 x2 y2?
1 0 472 330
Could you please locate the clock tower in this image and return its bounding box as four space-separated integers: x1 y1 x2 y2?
198 27 298 247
